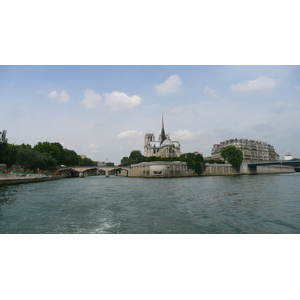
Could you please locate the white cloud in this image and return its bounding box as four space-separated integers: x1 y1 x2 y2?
174 129 205 141
47 90 70 102
47 91 58 98
230 76 280 93
104 91 143 111
117 130 143 141
204 87 218 100
81 89 102 109
82 143 101 153
155 74 182 95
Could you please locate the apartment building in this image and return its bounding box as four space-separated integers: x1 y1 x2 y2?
211 138 280 162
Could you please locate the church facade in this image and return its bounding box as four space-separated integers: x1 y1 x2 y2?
144 117 181 158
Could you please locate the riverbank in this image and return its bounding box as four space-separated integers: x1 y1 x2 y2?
0 173 67 186
118 161 295 178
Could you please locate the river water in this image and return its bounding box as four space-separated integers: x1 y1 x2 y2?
0 173 299 234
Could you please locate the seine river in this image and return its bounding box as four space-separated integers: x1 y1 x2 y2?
0 173 299 234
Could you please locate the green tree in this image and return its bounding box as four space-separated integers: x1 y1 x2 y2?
3 144 18 168
34 142 61 162
78 157 97 166
220 145 243 171
129 150 146 164
0 130 8 163
62 149 78 166
16 148 56 171
52 142 65 164
120 156 130 166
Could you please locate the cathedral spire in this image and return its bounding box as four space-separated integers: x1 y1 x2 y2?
160 114 166 145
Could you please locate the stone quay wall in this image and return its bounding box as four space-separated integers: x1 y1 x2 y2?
119 161 197 178
256 165 295 174
119 162 295 178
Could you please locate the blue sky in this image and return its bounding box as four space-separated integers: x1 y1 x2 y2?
1 65 299 164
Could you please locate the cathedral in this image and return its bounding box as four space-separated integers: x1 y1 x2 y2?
144 116 181 157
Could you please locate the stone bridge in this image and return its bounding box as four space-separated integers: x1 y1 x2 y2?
57 166 131 178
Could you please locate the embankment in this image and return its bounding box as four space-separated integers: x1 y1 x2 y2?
0 174 67 186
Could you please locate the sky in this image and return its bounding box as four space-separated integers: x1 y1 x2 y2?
0 65 299 164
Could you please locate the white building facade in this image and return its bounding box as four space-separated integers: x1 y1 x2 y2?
211 138 280 162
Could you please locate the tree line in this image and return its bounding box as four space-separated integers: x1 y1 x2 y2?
0 130 98 172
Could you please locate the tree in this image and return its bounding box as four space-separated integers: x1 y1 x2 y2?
120 156 130 166
78 157 97 166
3 144 18 168
63 149 78 166
0 130 8 163
52 142 64 165
34 142 61 162
180 153 204 161
129 150 146 164
16 148 56 171
220 145 243 171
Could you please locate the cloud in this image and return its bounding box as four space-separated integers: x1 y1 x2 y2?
116 130 143 142
81 89 102 109
47 90 70 102
204 87 218 100
82 143 101 153
174 129 205 141
104 91 143 111
230 76 280 93
155 74 182 95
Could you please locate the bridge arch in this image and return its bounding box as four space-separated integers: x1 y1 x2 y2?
57 166 131 178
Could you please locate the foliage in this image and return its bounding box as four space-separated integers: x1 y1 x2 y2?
0 130 97 170
205 159 225 164
220 145 243 171
120 156 130 166
34 142 61 161
3 144 18 168
106 162 114 166
16 148 56 171
0 130 8 163
180 152 204 162
129 150 146 164
63 149 78 166
78 156 97 166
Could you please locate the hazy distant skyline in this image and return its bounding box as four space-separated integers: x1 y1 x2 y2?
0 65 299 164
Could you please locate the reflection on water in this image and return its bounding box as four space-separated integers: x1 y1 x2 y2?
0 173 299 233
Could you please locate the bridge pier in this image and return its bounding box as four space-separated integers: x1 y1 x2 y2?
105 171 110 178
79 172 84 178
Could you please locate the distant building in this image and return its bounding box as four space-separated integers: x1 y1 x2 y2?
284 151 292 160
211 138 280 162
144 116 181 158
80 155 86 159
